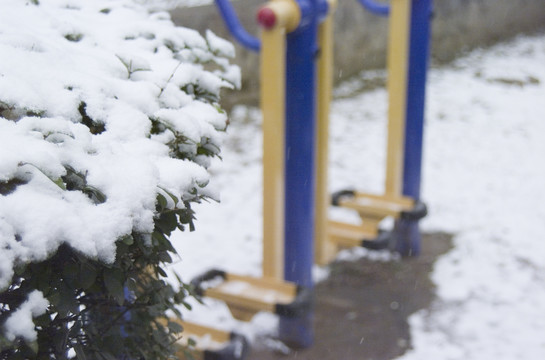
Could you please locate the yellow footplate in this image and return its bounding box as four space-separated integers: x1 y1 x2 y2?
327 189 427 254
191 270 312 322
167 319 249 360
327 220 377 248
335 191 415 220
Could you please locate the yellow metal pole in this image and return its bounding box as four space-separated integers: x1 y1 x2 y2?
260 0 300 280
384 0 411 198
314 0 337 265
261 26 286 280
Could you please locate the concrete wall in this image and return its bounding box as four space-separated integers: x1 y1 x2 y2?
170 0 545 107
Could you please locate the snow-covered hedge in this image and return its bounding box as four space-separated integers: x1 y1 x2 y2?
0 0 239 358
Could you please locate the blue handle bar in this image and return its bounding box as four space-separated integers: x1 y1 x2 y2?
215 0 261 51
357 0 390 16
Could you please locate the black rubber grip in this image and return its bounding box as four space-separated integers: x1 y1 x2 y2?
190 269 227 297
203 332 249 360
331 189 356 206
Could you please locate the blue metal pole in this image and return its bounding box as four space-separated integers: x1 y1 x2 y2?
396 0 432 256
283 0 317 290
214 0 261 51
278 0 328 348
357 0 390 16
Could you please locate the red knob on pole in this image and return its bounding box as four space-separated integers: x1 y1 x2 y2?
257 7 277 29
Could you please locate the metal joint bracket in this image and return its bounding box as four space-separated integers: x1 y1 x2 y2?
257 0 301 32
275 286 314 318
361 230 392 250
400 201 428 221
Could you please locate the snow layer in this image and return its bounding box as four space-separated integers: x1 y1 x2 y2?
398 34 545 360
168 33 545 357
138 0 214 11
3 291 49 342
0 0 238 339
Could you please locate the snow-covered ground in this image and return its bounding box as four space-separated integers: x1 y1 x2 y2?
168 33 545 359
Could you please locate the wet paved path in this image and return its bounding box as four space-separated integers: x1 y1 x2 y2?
249 233 453 360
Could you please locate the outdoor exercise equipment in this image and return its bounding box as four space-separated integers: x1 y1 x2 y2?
188 0 336 351
316 0 431 264
180 0 432 355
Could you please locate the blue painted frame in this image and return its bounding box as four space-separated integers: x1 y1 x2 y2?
396 0 433 256
214 0 261 51
357 0 390 16
278 0 328 348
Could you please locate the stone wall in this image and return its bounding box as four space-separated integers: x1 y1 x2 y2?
170 0 545 107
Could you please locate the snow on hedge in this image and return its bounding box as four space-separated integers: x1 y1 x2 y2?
0 0 239 292
2 290 49 342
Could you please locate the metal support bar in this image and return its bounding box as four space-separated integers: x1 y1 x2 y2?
384 0 411 197
283 0 319 291
314 0 336 265
215 0 261 51
403 0 431 202
357 0 390 16
261 19 287 281
395 0 433 256
279 0 329 348
259 0 301 281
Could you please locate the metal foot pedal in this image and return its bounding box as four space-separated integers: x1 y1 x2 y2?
328 220 376 248
191 270 312 322
328 220 392 251
163 319 249 360
332 189 415 219
328 190 427 253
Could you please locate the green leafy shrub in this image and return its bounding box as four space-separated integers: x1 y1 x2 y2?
0 0 239 358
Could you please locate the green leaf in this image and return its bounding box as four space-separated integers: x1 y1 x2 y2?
103 268 125 306
187 337 197 347
158 251 172 264
174 290 186 304
56 282 78 314
157 267 168 278
121 234 134 245
157 193 168 211
167 320 183 334
33 313 50 327
99 339 122 360
80 262 97 290
53 177 67 190
157 186 179 207
48 291 61 307
126 277 138 293
156 211 178 235
152 230 168 246
73 343 88 360
19 162 66 190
